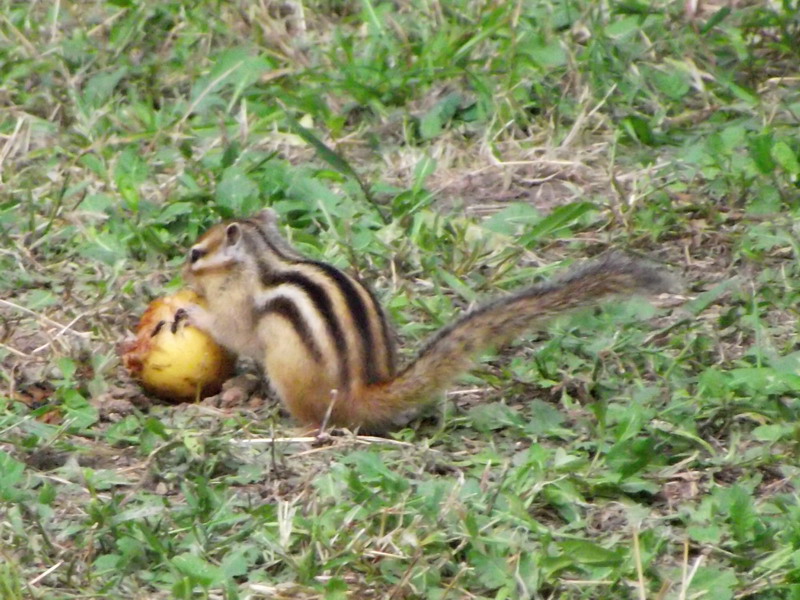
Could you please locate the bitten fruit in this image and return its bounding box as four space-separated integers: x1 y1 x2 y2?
122 290 235 401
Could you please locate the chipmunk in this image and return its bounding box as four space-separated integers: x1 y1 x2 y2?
179 209 674 432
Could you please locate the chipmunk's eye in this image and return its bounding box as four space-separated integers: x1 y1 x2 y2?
189 248 206 264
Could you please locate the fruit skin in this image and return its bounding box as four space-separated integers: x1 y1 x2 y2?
122 290 235 401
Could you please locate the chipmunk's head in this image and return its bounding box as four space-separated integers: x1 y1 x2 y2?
183 209 289 295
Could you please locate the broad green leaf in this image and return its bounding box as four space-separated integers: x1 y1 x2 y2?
220 546 255 579
171 553 222 586
482 203 541 235
751 424 791 442
83 67 128 108
468 551 508 590
420 93 461 140
772 141 800 175
621 115 655 145
189 48 270 114
523 400 566 436
62 388 98 430
748 134 775 174
323 577 349 600
114 147 149 187
93 554 122 574
468 402 525 432
558 540 623 566
649 69 689 100
79 154 108 179
24 289 58 309
527 41 567 68
160 202 195 223
519 201 597 245
215 166 259 215
0 451 26 501
606 16 642 38
687 524 723 544
728 485 757 542
688 567 737 600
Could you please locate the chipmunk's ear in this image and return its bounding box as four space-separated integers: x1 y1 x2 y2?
252 208 279 227
225 223 242 246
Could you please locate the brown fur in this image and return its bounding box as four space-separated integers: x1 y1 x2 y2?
332 253 675 432
185 212 676 433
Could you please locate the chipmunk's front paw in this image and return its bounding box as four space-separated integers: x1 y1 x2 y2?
173 303 213 333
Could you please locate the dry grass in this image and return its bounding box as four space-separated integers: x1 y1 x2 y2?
2 0 800 597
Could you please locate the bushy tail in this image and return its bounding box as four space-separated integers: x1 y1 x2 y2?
356 253 676 431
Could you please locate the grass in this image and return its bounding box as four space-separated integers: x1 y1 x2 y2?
2 0 800 598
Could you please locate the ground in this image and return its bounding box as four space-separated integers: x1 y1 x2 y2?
1 1 800 599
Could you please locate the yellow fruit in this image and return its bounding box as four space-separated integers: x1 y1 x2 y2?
122 290 235 401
